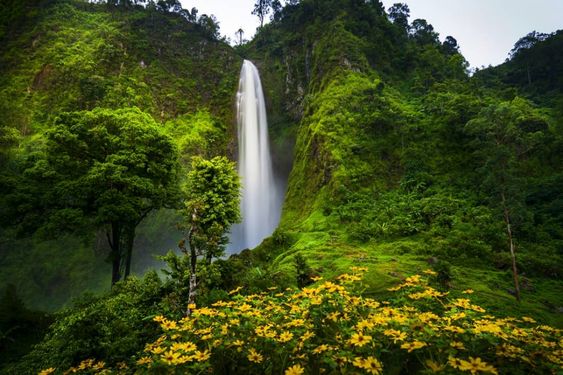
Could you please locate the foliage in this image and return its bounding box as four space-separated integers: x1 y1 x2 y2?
7 107 181 284
0 0 241 309
0 284 52 371
54 269 562 374
181 156 241 261
12 273 165 374
294 253 314 288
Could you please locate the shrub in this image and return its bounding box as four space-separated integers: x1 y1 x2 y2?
53 269 562 374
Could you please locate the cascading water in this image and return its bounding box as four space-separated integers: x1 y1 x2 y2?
228 60 282 253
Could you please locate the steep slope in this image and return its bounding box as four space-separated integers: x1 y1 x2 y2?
232 0 562 326
0 0 242 311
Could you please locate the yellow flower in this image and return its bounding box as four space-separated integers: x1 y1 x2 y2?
136 357 152 365
78 359 94 370
313 344 330 354
362 356 383 374
444 325 466 334
285 364 305 375
221 324 229 335
387 285 403 291
278 331 294 343
327 312 340 322
151 346 165 355
462 289 474 294
311 276 323 281
458 357 498 375
39 368 56 375
383 329 407 343
287 319 305 327
521 316 536 323
233 339 244 346
161 350 181 365
172 342 197 352
451 341 465 350
400 341 427 352
353 357 366 368
418 312 440 323
356 319 374 330
117 362 128 370
448 356 463 369
228 286 243 295
423 269 437 276
187 303 197 310
193 350 211 362
450 312 466 320
425 360 445 372
349 332 372 347
238 303 252 312
310 296 323 305
301 331 315 341
452 298 472 309
92 361 105 370
351 266 368 272
405 275 421 284
248 348 264 363
161 319 177 330
352 357 382 374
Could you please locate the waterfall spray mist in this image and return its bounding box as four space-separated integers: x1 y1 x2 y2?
228 60 283 253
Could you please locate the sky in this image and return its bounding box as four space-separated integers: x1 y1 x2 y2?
180 0 563 68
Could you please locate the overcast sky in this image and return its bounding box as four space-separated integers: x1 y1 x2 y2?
180 0 563 68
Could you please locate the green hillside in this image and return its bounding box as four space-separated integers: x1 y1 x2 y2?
0 0 241 312
233 0 562 325
0 0 561 374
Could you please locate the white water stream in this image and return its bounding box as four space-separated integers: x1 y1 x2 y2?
228 60 282 252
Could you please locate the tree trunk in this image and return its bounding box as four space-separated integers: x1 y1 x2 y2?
110 222 122 286
123 225 136 279
501 192 521 302
187 238 198 316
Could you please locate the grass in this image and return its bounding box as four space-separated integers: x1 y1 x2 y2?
256 226 563 328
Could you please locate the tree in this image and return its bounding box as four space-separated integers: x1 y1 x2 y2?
12 108 180 285
509 31 550 59
387 3 410 31
235 28 244 45
442 35 459 55
410 19 439 45
509 31 551 85
197 14 220 39
465 98 547 302
271 0 282 21
252 0 273 28
180 156 240 314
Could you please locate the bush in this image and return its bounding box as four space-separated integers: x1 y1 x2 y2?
54 268 561 374
15 273 165 374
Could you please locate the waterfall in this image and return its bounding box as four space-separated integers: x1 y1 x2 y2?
228 60 282 253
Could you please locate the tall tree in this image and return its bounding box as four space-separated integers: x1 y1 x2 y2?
180 156 240 314
387 3 410 31
442 35 460 55
271 0 282 21
252 0 273 28
465 98 548 302
509 31 551 85
9 108 180 285
236 28 244 45
410 19 439 45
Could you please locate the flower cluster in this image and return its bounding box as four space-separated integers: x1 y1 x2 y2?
51 267 562 374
